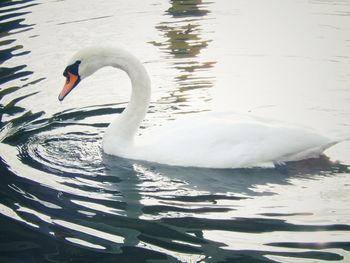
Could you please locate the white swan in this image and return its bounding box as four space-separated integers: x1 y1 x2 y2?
58 47 345 169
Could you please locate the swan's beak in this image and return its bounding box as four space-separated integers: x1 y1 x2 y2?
58 72 80 101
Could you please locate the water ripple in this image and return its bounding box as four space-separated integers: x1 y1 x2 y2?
20 132 104 176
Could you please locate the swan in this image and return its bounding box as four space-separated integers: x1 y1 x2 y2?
58 47 346 169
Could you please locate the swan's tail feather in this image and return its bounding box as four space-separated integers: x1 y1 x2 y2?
323 141 339 151
281 141 338 164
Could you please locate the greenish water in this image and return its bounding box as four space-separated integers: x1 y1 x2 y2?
1 0 350 262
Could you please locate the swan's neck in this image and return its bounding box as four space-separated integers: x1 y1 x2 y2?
96 48 151 153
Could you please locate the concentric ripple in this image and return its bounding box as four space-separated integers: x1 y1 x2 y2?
22 132 105 176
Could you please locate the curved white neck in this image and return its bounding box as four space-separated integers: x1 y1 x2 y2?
90 48 151 153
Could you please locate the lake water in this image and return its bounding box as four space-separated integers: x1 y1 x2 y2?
1 0 350 262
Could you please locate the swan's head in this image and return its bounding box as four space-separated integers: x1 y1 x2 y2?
58 60 82 101
58 47 146 101
58 48 101 101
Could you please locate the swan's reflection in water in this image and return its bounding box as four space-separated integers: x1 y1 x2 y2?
101 153 349 262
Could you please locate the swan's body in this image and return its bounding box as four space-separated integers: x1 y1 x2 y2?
127 112 336 168
59 47 344 169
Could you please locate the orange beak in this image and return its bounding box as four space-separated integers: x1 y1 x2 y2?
58 72 80 101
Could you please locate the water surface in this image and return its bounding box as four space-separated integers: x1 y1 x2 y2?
1 0 350 262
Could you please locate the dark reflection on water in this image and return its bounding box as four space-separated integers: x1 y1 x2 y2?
166 0 210 18
0 1 350 262
151 0 215 112
0 0 44 133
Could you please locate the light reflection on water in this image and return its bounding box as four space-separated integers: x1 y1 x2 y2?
0 0 350 262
